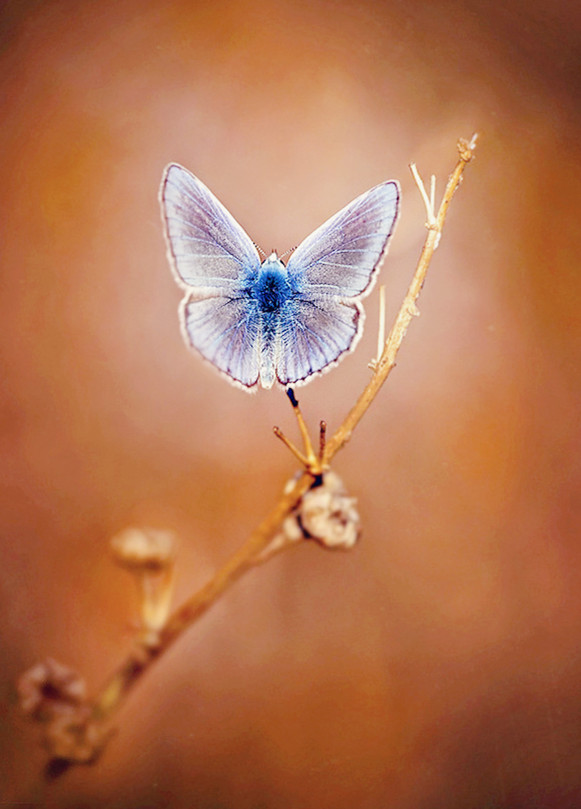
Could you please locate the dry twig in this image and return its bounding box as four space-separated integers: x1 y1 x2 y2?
19 134 478 773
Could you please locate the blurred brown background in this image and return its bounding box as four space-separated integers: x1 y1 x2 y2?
1 0 580 806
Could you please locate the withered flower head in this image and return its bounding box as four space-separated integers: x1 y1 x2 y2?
281 471 361 550
17 659 113 765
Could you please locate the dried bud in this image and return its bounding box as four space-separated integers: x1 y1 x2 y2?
111 527 177 634
280 471 361 550
17 658 87 719
110 527 176 572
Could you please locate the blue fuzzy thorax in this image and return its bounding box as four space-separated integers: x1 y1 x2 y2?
253 253 293 313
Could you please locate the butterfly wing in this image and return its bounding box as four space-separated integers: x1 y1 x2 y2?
161 163 261 291
161 164 263 388
275 297 361 386
181 294 261 389
286 181 400 298
280 181 400 385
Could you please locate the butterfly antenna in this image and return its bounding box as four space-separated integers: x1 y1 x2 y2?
254 242 267 259
279 245 297 261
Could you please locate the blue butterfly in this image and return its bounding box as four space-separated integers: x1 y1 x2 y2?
160 164 400 391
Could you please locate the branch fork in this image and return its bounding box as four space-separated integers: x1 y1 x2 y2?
273 388 328 476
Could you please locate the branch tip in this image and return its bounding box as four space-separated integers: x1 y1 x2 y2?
325 133 477 459
458 132 478 162
410 163 437 227
319 420 327 461
273 426 308 466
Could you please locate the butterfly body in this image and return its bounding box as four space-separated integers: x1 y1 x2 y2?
161 164 400 391
252 253 293 313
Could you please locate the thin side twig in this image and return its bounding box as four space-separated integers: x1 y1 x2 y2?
92 469 313 722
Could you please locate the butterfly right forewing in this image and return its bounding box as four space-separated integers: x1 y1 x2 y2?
278 181 400 386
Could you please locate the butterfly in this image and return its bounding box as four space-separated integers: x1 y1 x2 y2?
160 164 400 391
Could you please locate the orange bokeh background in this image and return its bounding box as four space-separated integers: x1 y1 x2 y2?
1 1 581 806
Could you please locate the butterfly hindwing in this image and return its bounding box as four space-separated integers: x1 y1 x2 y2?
275 296 361 386
182 293 262 389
